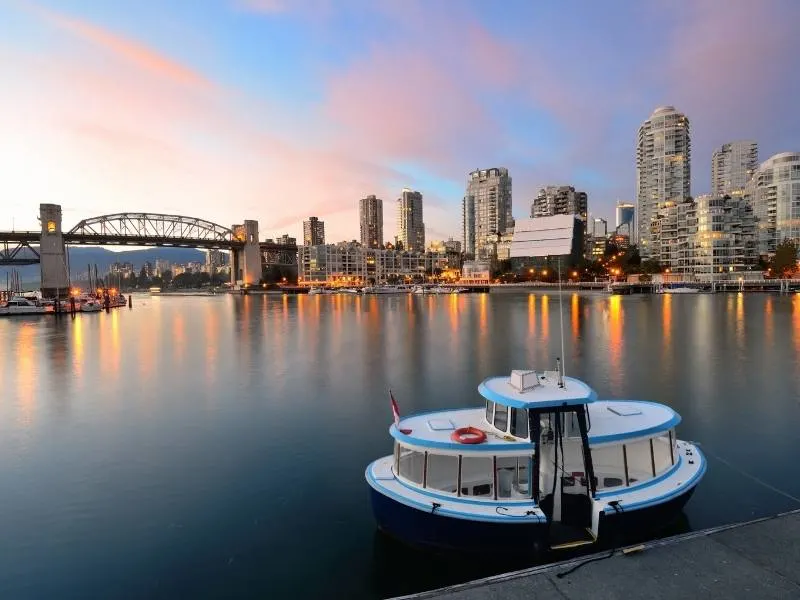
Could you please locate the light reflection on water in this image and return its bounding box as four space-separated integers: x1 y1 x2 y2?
0 292 798 600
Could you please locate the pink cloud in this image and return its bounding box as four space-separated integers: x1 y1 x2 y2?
33 5 212 89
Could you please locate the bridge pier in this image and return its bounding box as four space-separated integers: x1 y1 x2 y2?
39 204 70 299
231 220 261 288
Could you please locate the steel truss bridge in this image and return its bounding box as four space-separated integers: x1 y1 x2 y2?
0 212 297 268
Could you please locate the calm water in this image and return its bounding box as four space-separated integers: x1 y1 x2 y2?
1 291 799 599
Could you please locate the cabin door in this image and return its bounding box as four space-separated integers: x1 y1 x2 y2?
536 411 592 530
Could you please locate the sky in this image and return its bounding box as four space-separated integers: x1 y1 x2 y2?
1 0 799 244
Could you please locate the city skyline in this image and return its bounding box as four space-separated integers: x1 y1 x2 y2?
1 1 799 244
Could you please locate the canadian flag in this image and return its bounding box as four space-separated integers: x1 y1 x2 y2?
390 389 401 428
389 390 412 434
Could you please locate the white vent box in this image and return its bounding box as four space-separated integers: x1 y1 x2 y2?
509 370 539 392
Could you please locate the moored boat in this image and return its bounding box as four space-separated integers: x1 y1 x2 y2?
366 366 705 555
0 296 54 316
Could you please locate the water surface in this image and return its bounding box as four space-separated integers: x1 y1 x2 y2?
0 291 799 599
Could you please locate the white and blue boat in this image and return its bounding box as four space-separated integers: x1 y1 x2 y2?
365 365 706 555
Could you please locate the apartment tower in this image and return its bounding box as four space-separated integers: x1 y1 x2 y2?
359 195 384 249
462 167 513 259
636 106 691 258
397 189 425 252
711 141 758 197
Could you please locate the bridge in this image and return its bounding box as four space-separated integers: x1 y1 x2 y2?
0 205 297 297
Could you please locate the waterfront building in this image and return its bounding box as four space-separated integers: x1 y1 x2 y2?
460 260 491 284
204 250 227 273
745 152 800 256
531 186 588 232
509 214 585 267
636 106 691 258
397 189 425 252
298 243 447 286
712 141 758 197
359 195 384 249
428 239 463 269
303 217 325 246
277 234 296 245
109 261 135 278
651 195 756 280
463 167 513 260
615 202 636 241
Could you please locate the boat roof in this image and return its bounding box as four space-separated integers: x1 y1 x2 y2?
478 372 597 409
391 408 532 452
390 400 681 452
587 400 680 444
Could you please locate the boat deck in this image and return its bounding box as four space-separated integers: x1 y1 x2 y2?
391 509 800 600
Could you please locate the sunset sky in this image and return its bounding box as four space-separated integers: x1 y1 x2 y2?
1 0 798 243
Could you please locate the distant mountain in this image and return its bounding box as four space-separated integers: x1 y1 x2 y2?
1 247 207 286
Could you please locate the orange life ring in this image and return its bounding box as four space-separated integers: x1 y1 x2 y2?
450 426 487 444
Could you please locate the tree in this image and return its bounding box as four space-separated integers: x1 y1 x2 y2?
771 239 799 277
641 259 662 274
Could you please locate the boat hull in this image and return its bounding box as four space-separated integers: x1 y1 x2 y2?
369 487 548 556
369 482 698 555
598 486 696 542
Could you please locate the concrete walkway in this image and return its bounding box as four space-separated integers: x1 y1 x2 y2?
393 510 800 600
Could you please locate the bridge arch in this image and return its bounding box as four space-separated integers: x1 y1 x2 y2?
68 212 237 244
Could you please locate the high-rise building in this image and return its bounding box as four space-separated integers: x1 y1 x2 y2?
712 141 758 197
397 189 425 252
359 195 383 249
303 216 325 246
636 106 691 258
651 195 756 280
745 152 800 256
531 186 588 227
615 202 636 241
590 217 608 238
462 167 513 259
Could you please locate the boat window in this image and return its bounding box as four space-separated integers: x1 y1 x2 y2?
495 456 532 499
459 456 493 497
624 439 655 483
652 433 673 473
510 408 529 438
426 453 459 494
516 456 532 497
590 445 627 490
485 400 494 424
493 405 509 432
397 446 425 485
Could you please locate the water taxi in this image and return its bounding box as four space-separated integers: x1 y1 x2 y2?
365 366 705 555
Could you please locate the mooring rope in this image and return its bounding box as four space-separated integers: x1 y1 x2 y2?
698 443 800 506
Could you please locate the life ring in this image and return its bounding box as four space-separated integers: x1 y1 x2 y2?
450 427 487 444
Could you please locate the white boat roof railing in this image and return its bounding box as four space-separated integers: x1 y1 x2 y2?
479 372 597 409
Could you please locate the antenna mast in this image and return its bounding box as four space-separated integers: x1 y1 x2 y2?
557 255 566 384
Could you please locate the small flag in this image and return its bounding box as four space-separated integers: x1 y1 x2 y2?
390 390 412 434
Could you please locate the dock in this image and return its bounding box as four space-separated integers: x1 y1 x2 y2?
393 509 800 600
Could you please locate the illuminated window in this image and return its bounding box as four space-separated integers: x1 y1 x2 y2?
47 221 56 233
